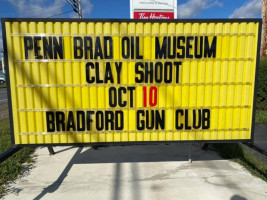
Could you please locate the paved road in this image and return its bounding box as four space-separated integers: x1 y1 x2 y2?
0 88 8 104
2 144 267 200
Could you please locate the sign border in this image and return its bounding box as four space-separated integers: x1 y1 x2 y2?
1 18 262 147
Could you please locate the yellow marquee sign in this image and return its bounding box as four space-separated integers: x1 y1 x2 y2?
2 19 261 145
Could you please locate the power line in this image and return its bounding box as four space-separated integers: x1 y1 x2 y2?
66 0 78 12
65 0 82 18
47 10 73 18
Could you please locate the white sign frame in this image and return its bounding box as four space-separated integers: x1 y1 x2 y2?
130 0 177 19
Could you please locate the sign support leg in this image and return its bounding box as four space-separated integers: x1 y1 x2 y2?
188 144 192 163
201 143 209 151
47 147 55 155
0 146 22 164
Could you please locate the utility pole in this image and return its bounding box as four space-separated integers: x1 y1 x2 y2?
261 0 266 57
78 0 82 18
66 0 82 18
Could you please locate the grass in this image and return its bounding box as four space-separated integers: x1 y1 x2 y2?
255 110 267 124
0 84 6 88
213 109 267 182
0 118 35 196
214 143 267 182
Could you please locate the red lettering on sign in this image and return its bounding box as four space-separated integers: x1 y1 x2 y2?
134 12 174 19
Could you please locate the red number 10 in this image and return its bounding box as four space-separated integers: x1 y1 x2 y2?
143 86 157 107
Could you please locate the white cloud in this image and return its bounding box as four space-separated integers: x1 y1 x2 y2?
82 0 93 18
6 0 93 18
230 0 261 18
177 0 223 18
7 0 65 18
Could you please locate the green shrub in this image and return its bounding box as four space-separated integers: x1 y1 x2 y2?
257 58 267 110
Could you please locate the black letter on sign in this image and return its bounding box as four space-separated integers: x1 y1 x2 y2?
105 111 114 130
104 36 113 59
193 109 201 129
105 62 114 83
146 110 154 130
155 62 163 83
128 87 135 107
85 62 95 84
94 37 103 59
53 36 63 59
164 62 172 83
136 36 143 59
185 109 191 130
155 110 165 130
115 62 122 84
86 111 94 131
56 111 65 131
96 111 104 131
118 87 127 107
194 36 203 59
137 110 145 130
173 62 182 83
177 36 185 59
46 111 55 132
186 36 193 58
202 109 210 129
67 111 76 131
115 111 124 130
74 37 83 59
121 37 130 59
155 37 167 59
43 37 53 59
175 109 184 130
84 37 93 59
77 111 85 131
109 87 117 107
24 36 33 59
34 36 42 59
135 62 144 83
204 36 217 58
145 62 153 83
131 36 135 59
167 36 176 59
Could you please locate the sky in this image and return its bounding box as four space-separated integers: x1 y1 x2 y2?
0 0 262 59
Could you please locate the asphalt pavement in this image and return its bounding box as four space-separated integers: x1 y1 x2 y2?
254 124 267 150
2 144 267 200
0 88 7 104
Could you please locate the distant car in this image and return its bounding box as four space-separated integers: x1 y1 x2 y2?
0 76 5 84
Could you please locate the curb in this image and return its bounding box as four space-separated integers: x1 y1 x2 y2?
241 143 267 165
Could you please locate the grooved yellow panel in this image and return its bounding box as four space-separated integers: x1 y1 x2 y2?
2 19 260 145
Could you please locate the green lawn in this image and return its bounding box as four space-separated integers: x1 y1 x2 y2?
214 110 267 182
255 110 267 124
214 143 267 182
0 84 6 88
0 118 35 196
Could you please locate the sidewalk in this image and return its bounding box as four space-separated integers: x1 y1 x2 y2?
2 144 267 200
